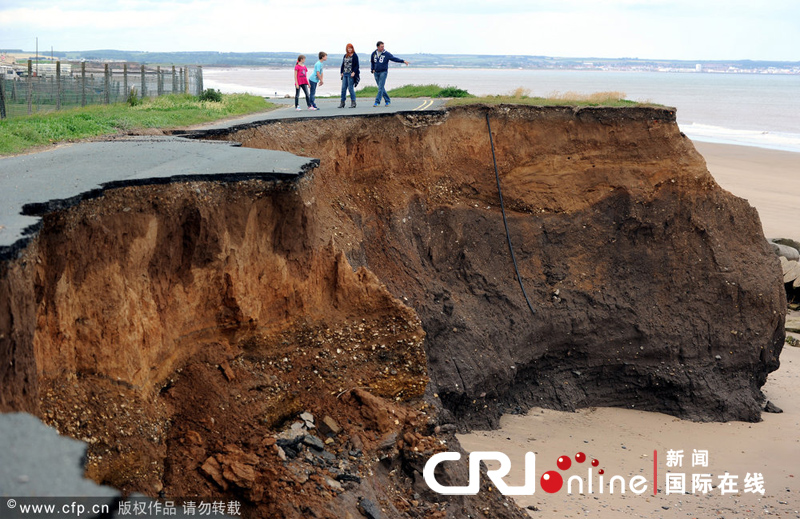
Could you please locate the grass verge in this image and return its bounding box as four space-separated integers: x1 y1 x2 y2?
351 84 655 108
447 88 656 108
355 84 473 99
0 93 273 156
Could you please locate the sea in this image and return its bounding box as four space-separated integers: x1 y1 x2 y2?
204 67 800 153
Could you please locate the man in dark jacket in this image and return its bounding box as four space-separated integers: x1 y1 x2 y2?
370 41 409 107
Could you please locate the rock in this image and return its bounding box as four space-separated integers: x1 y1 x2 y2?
336 473 362 484
288 464 309 484
218 360 235 381
201 445 259 490
771 241 800 261
764 401 783 413
303 434 326 451
358 497 381 519
185 430 203 445
275 445 287 461
773 238 800 253
350 434 364 452
319 415 342 436
325 477 344 491
785 316 800 334
200 456 228 490
300 411 315 428
784 260 800 283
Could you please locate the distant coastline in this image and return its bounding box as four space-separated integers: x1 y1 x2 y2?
3 49 798 75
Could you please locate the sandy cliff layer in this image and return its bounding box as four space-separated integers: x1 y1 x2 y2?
0 104 785 517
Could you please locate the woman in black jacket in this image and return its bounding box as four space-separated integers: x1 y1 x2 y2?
339 43 360 108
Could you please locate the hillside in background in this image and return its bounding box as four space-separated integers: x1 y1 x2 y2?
8 49 799 72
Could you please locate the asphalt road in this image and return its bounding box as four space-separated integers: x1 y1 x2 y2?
0 98 446 260
193 96 446 130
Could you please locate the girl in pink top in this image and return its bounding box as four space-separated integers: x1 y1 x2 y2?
294 55 314 110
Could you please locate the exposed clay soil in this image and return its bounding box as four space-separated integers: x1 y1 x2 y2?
0 105 786 518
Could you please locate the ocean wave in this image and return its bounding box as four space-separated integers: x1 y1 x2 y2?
681 123 800 153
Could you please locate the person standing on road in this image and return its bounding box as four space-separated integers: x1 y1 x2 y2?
370 41 409 107
308 51 327 110
294 55 314 111
339 44 360 108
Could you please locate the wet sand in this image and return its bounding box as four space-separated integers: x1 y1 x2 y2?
458 142 800 517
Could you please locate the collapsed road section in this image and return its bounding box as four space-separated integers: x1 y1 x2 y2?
0 104 786 518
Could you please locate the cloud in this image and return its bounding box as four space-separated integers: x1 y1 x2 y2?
1 0 797 59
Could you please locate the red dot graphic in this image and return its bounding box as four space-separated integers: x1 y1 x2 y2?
557 456 572 471
541 471 564 493
591 459 600 467
598 469 605 475
575 452 586 463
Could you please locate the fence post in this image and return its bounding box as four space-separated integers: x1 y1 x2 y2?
157 66 162 96
81 61 86 107
27 60 33 115
197 66 203 96
123 63 128 97
56 61 61 110
0 79 6 119
104 64 110 104
140 65 146 99
172 65 177 93
182 67 188 94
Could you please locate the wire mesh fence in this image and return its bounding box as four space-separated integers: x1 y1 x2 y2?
0 61 204 118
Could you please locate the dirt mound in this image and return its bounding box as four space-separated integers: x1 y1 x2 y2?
0 104 785 517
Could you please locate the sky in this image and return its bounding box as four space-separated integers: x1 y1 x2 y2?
0 0 798 61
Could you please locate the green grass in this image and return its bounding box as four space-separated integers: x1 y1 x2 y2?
0 93 273 156
355 84 473 99
447 88 657 108
350 84 656 108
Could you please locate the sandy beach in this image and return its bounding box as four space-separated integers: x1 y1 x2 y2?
695 142 800 240
459 141 800 518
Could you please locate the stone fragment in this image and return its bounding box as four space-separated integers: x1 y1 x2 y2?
358 497 381 519
771 241 800 261
325 477 344 491
300 411 315 428
319 415 342 436
219 360 235 381
200 456 228 490
303 434 325 451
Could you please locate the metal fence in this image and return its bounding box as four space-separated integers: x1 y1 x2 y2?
0 61 204 118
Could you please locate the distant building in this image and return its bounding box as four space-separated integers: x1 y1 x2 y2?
0 65 20 80
695 64 702 72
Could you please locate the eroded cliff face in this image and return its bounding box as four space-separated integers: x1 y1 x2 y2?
0 105 785 517
208 105 784 426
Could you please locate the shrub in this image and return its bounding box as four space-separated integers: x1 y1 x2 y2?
435 87 473 98
127 87 141 107
199 88 223 102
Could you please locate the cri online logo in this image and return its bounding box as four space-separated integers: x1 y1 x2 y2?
423 451 652 496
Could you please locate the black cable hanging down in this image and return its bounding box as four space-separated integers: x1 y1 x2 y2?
486 112 537 315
